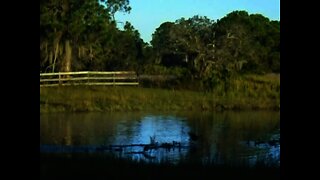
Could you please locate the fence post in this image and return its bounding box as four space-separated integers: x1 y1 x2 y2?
113 72 115 86
87 72 90 84
136 72 140 87
59 72 61 86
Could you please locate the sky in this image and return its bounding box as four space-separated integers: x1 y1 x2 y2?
115 0 280 43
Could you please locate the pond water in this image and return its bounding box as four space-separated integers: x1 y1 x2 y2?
40 111 280 167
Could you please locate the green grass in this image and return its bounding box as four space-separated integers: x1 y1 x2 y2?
40 74 280 113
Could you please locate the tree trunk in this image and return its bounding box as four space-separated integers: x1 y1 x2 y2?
62 40 72 72
185 54 188 63
52 31 62 72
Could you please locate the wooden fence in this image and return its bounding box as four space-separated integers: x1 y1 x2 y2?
40 71 139 87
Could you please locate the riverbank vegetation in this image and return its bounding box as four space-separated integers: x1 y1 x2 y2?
40 0 279 112
40 73 279 113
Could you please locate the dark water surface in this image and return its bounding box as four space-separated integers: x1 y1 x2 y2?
40 111 280 167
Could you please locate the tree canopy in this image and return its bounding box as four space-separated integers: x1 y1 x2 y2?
41 3 279 90
40 0 133 72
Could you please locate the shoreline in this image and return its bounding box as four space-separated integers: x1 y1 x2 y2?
40 84 280 113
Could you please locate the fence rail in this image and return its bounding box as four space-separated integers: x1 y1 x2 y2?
40 71 139 87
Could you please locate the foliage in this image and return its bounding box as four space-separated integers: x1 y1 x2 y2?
41 5 279 91
40 0 133 72
150 11 279 89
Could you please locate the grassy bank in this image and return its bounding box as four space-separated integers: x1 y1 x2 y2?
40 74 280 113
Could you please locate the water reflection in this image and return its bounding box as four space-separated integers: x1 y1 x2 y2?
109 115 191 163
40 111 280 166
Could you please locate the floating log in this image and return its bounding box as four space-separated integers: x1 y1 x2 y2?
41 141 188 154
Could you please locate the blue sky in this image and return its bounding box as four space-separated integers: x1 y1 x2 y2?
115 0 280 43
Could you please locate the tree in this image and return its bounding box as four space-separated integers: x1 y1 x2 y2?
214 11 280 74
104 0 131 21
40 0 131 72
151 16 216 79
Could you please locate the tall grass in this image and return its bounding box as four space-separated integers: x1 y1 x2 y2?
40 74 280 113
